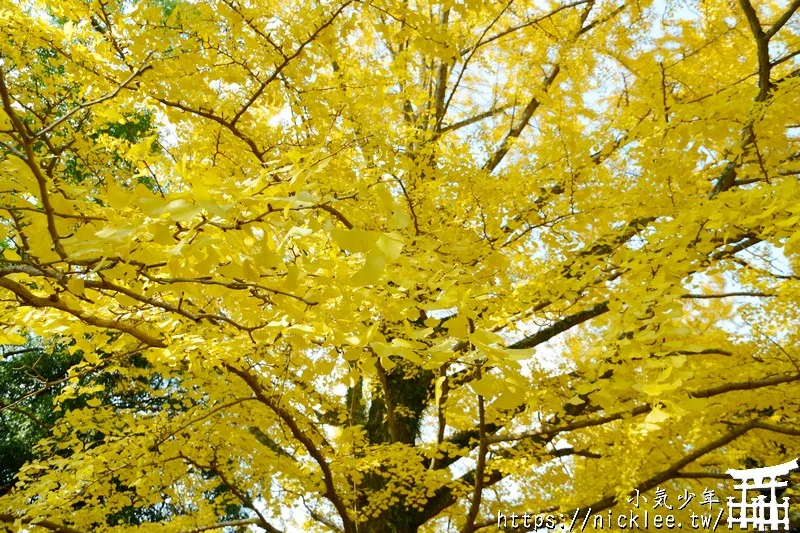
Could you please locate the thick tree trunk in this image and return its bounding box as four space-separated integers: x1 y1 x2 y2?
356 359 433 532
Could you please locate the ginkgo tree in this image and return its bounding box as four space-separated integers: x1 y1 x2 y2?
1 0 799 531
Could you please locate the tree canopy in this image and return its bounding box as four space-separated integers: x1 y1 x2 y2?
1 0 799 531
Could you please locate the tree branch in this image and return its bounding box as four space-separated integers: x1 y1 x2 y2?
462 357 487 533
0 68 67 259
482 65 560 173
179 454 281 533
223 363 355 533
462 0 592 56
0 276 167 348
0 514 85 533
708 0 797 197
230 0 353 126
435 2 511 133
738 0 772 100
0 399 52 430
375 358 400 443
179 518 265 533
541 420 764 529
489 372 800 444
764 0 800 40
34 65 152 138
439 103 514 135
508 301 610 350
153 97 266 162
680 291 775 299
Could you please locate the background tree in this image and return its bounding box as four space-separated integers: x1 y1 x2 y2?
1 0 799 531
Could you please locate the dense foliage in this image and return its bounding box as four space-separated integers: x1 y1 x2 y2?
1 0 799 531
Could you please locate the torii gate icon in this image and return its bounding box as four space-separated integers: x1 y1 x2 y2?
726 459 798 531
